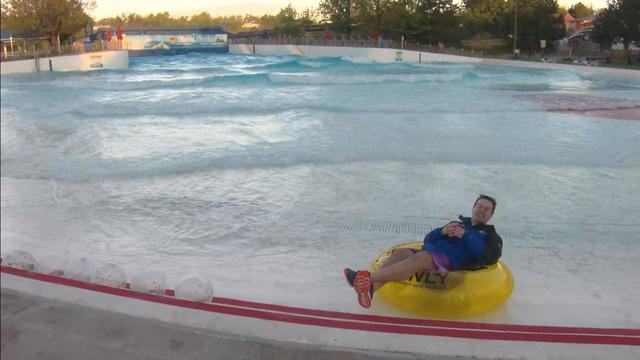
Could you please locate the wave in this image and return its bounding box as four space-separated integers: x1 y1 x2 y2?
267 71 465 84
251 56 467 72
5 72 273 92
55 103 498 120
5 70 478 93
5 146 639 183
517 94 640 112
255 57 339 70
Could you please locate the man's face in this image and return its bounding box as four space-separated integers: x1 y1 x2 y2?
471 198 494 225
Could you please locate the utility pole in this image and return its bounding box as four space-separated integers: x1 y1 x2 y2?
346 0 352 36
513 0 518 58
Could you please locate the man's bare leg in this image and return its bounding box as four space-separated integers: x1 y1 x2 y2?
377 248 414 270
371 251 434 290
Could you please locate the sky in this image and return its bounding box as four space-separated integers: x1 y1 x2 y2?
91 0 608 20
91 0 318 19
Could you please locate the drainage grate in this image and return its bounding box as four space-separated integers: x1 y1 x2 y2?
296 214 435 235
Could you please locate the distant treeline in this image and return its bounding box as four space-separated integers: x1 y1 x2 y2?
95 0 570 50
2 0 638 59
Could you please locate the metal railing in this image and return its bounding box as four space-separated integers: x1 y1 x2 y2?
229 36 547 60
229 36 630 63
1 39 128 62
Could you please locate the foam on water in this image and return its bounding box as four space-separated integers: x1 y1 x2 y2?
1 53 639 327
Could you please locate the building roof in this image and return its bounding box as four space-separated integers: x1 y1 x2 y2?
569 16 595 24
0 29 13 39
122 27 228 35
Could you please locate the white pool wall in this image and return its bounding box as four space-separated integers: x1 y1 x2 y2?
0 50 129 74
229 44 640 76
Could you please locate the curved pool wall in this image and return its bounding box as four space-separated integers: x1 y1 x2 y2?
230 43 640 75
0 50 129 74
1 49 640 357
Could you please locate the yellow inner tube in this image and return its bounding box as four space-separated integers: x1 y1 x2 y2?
371 242 514 318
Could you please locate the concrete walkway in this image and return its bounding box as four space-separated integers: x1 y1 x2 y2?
1 289 449 360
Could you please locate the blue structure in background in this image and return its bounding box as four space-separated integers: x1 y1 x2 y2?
122 27 229 56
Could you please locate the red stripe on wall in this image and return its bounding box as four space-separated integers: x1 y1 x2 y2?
2 265 639 346
212 296 640 336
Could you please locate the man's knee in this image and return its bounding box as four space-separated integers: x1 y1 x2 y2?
391 248 416 258
411 251 434 269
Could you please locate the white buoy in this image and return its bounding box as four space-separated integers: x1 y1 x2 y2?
63 257 96 282
130 270 167 295
174 275 213 302
2 250 36 271
95 264 127 288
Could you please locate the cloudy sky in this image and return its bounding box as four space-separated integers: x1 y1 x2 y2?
92 0 607 19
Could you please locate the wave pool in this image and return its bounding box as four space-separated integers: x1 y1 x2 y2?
1 53 639 328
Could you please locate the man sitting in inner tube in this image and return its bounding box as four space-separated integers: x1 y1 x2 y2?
344 194 503 308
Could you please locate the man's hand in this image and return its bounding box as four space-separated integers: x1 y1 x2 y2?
451 225 465 239
442 222 464 238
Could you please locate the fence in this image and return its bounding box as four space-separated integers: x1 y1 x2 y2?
1 39 128 62
229 36 624 61
229 36 552 62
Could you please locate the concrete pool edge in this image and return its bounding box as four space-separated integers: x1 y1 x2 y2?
2 289 435 360
2 266 638 359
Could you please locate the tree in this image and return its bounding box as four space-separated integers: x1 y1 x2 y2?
508 0 566 51
461 0 510 39
356 0 392 36
258 14 279 30
145 12 175 27
319 0 357 35
592 0 640 63
299 7 319 25
414 0 462 45
1 0 95 47
121 13 144 26
379 0 414 40
189 11 214 27
274 4 303 37
567 2 594 18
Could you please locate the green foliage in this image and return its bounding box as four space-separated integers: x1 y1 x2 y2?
413 0 461 44
379 1 414 40
513 0 566 49
189 12 214 27
95 12 247 32
15 0 575 51
1 0 94 44
274 4 303 37
319 0 358 34
592 0 640 63
461 0 565 49
567 2 594 18
355 0 392 35
299 7 319 25
94 6 316 35
461 0 510 39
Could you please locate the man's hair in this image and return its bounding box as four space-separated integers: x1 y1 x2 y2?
474 194 497 214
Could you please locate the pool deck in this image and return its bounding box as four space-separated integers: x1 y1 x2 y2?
1 289 433 360
2 265 639 360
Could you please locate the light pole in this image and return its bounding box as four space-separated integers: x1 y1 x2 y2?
513 0 518 58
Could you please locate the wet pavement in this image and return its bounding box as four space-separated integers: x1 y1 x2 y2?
1 289 448 360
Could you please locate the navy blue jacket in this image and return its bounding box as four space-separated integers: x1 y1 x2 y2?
423 215 497 270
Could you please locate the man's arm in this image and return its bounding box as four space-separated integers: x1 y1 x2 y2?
424 227 443 244
459 228 488 263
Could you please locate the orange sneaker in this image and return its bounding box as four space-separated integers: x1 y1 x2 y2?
343 268 357 287
353 270 373 308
